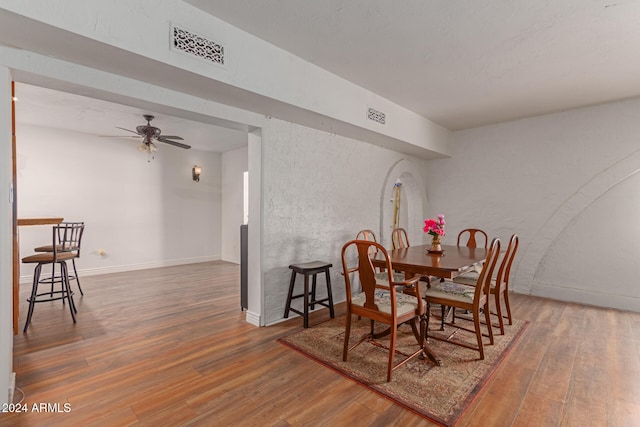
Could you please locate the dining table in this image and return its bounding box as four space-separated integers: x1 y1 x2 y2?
371 243 489 366
372 244 488 280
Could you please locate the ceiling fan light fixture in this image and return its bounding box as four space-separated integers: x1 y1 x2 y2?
120 114 191 153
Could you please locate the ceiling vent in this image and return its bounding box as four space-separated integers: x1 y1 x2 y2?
172 25 225 66
367 107 386 125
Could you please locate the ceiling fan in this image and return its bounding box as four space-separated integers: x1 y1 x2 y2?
117 115 191 153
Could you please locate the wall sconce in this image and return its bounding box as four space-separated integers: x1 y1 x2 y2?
192 165 201 182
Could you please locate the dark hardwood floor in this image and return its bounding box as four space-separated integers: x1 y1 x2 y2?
3 261 639 426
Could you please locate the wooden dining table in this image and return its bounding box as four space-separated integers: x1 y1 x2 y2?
372 244 488 280
371 244 489 366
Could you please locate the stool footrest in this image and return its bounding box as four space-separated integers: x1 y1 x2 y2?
28 290 75 304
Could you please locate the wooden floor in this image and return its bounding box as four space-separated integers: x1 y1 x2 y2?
3 261 640 426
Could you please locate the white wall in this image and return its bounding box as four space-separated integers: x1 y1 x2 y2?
0 68 14 406
221 146 248 263
260 118 430 325
16 124 222 278
424 96 640 312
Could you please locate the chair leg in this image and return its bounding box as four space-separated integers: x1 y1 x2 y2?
409 316 421 343
47 262 56 297
494 291 505 335
302 273 309 328
24 264 42 333
72 258 84 295
61 262 76 323
473 306 484 360
310 273 317 310
387 322 397 382
343 313 352 361
504 289 513 325
63 263 77 315
484 301 494 345
325 268 335 318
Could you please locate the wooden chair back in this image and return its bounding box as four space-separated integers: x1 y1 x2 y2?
475 237 501 302
496 234 519 290
355 229 377 242
391 228 410 249
356 229 378 256
457 228 488 248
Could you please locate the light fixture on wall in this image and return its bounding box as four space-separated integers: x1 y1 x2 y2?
192 165 202 182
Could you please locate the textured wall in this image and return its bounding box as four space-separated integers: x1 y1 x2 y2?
261 118 430 325
425 96 640 311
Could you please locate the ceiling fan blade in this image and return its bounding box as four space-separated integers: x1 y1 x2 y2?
157 135 184 140
100 135 141 139
116 127 141 135
157 137 191 149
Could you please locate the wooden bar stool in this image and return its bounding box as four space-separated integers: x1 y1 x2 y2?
284 261 335 328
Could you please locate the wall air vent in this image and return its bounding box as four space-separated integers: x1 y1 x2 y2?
367 107 386 125
172 25 225 66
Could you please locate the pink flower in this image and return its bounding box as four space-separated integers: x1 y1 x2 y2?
423 215 446 237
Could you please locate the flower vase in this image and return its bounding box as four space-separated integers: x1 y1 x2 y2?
429 236 443 254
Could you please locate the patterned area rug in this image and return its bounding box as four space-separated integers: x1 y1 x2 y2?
278 314 528 426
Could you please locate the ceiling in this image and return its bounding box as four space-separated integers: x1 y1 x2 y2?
14 83 248 153
12 1 640 148
186 0 640 130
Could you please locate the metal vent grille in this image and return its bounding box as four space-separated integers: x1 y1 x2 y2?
367 107 386 125
172 26 224 66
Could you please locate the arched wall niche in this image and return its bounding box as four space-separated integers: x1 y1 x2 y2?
378 159 429 248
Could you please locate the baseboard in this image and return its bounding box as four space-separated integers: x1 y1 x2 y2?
20 255 221 284
245 310 261 326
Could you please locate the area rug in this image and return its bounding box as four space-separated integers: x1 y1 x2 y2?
278 314 528 426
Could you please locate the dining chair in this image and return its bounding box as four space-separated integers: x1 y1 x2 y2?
440 228 489 325
355 229 405 284
34 221 85 295
341 239 426 382
457 228 488 248
391 227 410 250
453 234 519 334
22 223 82 332
423 238 501 360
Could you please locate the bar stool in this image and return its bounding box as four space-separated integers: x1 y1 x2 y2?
284 261 335 328
22 223 81 332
